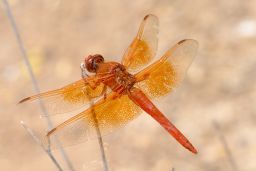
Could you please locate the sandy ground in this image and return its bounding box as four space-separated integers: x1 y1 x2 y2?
1 0 256 170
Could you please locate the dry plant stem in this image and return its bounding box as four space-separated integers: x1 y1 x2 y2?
2 0 74 170
90 102 109 171
212 121 238 171
81 65 109 171
20 121 63 171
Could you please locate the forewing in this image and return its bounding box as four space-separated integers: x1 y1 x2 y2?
135 39 198 98
121 14 159 71
46 92 142 148
19 79 105 115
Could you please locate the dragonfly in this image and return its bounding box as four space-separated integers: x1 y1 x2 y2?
19 14 198 154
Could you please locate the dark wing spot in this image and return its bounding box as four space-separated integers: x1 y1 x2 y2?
178 39 187 45
47 128 57 137
18 97 31 104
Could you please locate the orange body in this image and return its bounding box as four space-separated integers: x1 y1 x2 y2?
19 14 198 154
96 62 136 93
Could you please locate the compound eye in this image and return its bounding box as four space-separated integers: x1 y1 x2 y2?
85 54 104 73
93 54 104 64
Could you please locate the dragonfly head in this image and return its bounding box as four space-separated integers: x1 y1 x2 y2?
85 54 104 73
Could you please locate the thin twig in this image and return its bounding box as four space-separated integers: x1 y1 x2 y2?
212 120 238 171
81 64 109 171
2 0 74 170
20 121 63 171
91 106 109 171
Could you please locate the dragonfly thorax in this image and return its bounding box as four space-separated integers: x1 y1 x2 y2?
113 65 136 90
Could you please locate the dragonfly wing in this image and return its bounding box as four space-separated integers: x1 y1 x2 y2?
135 39 198 98
121 14 159 71
19 78 106 115
46 92 142 148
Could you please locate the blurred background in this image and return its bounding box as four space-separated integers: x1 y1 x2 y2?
1 0 256 170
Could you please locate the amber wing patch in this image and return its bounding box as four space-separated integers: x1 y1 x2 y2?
122 14 158 71
46 93 142 148
135 39 198 99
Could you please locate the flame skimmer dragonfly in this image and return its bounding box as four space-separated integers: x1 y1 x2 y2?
19 14 198 154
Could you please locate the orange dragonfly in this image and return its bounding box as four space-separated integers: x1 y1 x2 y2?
19 14 198 154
